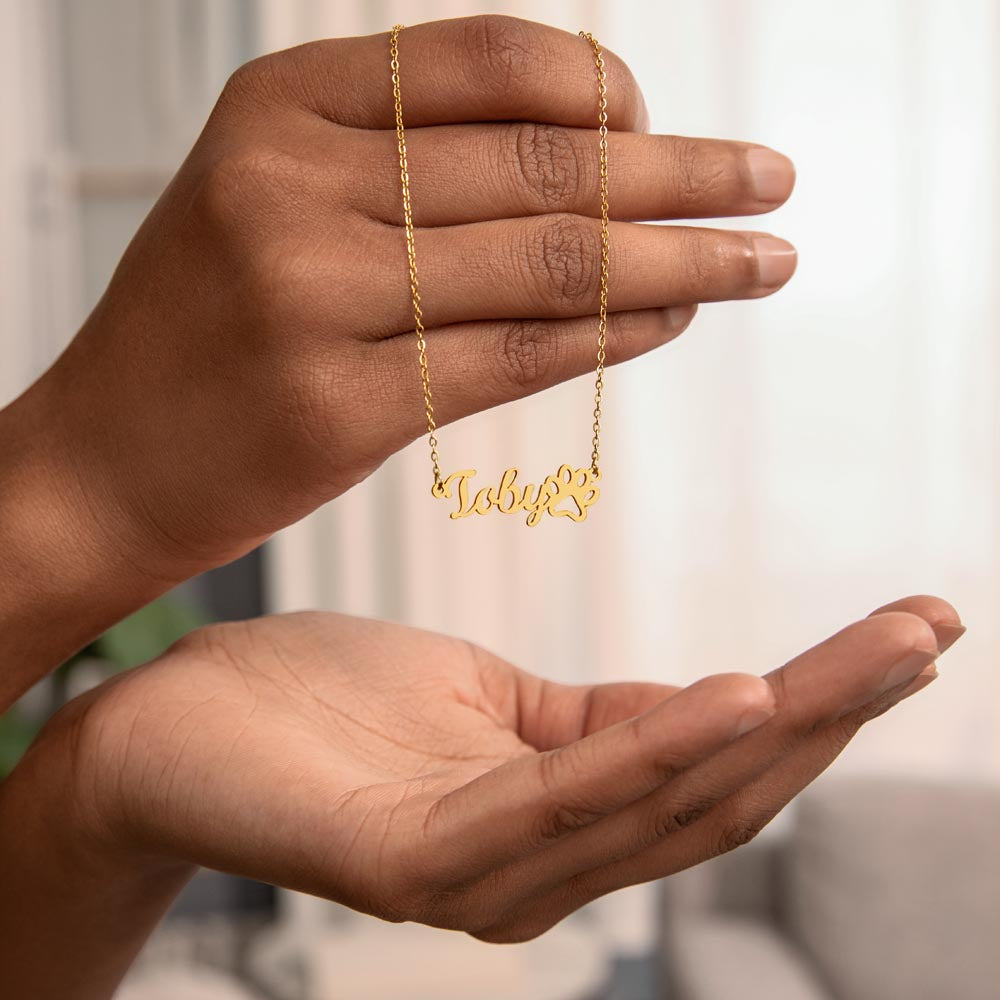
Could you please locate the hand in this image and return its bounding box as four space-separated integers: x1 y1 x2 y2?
4 15 796 583
3 594 959 998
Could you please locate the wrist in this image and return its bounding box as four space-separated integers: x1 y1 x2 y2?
0 698 195 998
0 375 171 705
14 683 188 867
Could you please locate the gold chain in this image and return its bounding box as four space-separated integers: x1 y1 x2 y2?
390 25 442 487
390 24 610 524
578 30 610 477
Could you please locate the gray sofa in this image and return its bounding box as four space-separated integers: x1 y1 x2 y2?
659 777 1000 1000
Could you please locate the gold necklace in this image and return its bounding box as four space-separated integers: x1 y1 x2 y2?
390 25 610 526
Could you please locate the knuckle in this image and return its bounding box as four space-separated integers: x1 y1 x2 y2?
512 123 582 211
220 51 301 111
534 801 601 844
496 319 558 390
526 213 598 306
715 818 763 856
195 153 247 224
782 691 864 749
216 62 261 115
195 145 300 229
530 750 598 842
826 709 866 744
669 137 730 211
221 58 263 101
792 713 833 743
771 705 841 758
642 796 713 844
603 309 648 364
462 15 536 95
666 798 713 834
677 226 718 290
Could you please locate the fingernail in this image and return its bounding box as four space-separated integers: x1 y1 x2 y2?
663 304 697 333
935 623 966 654
746 148 795 204
896 664 938 701
877 649 937 696
753 236 797 289
870 666 938 719
734 704 776 737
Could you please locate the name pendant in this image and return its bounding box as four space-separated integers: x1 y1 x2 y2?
431 465 601 527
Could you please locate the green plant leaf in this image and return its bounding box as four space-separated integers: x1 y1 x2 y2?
94 596 207 672
0 707 39 777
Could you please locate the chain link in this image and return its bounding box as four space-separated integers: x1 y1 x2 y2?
390 24 610 487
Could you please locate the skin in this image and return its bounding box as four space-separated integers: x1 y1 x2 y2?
0 15 964 999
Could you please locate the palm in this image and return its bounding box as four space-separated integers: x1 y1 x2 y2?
79 599 956 942
87 614 660 908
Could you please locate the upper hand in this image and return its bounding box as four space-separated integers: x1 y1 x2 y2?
11 15 796 580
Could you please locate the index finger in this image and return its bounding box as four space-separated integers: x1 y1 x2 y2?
266 15 648 131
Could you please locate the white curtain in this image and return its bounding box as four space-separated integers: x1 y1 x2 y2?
0 2 79 407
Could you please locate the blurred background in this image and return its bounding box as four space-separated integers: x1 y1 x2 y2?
2 1 999 998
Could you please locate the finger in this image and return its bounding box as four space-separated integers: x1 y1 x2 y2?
469 647 682 751
867 594 966 652
419 673 775 885
591 608 962 881
355 126 795 225
375 306 697 436
515 678 686 751
588 647 946 893
269 16 647 131
366 218 796 337
498 597 958 778
482 604 964 943
470 611 939 941
587 612 939 867
481 707 849 945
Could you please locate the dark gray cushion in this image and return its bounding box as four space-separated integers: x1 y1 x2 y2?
785 777 1000 1000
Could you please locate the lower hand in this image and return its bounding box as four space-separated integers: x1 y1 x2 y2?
3 594 960 998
